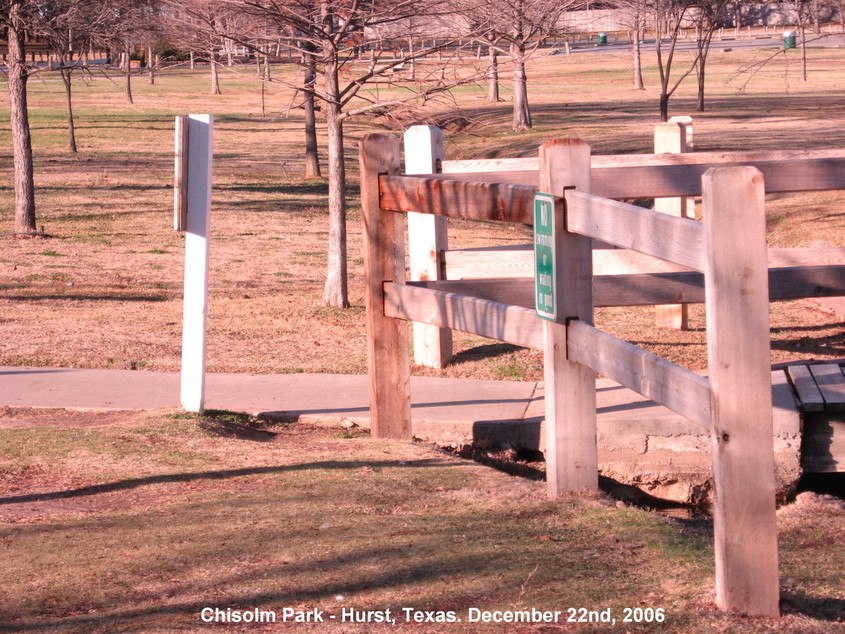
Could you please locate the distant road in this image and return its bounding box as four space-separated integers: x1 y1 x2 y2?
559 33 845 56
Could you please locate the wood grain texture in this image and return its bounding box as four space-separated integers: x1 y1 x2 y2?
378 174 537 223
383 282 543 350
566 320 711 428
361 134 412 439
540 139 598 496
564 190 707 272
703 165 780 617
787 365 826 412
809 364 845 411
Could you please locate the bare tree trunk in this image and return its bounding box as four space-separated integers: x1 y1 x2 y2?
487 47 500 101
322 63 349 308
190 51 196 69
799 26 808 81
60 66 78 153
7 0 37 233
303 44 321 178
511 43 531 132
124 47 134 104
210 48 221 94
659 92 669 122
632 28 644 89
148 47 156 85
697 61 706 111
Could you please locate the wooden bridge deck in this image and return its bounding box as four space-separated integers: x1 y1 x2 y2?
789 360 845 473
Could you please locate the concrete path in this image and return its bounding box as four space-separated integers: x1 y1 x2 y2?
0 365 683 448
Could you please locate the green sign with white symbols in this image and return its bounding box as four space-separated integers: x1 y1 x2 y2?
534 192 556 321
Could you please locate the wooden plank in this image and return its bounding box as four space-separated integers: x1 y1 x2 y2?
383 282 544 350
566 320 711 428
540 139 598 496
378 174 537 224
787 365 826 412
442 157 537 173
592 147 845 167
360 133 412 440
654 121 690 330
592 158 845 199
404 125 452 369
703 165 780 617
564 190 707 272
809 364 845 411
443 246 845 281
173 116 189 232
416 263 845 310
442 148 845 175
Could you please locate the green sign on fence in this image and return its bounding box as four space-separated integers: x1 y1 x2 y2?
534 192 556 321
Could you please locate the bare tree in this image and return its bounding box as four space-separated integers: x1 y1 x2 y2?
34 1 115 153
614 0 648 89
2 0 37 233
220 0 472 308
165 1 235 94
459 0 572 131
690 0 730 111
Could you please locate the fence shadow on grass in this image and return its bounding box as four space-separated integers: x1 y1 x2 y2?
0 459 467 507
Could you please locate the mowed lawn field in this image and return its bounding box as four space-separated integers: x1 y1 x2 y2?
0 43 843 632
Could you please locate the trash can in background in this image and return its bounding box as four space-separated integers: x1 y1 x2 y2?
598 32 608 46
783 30 796 49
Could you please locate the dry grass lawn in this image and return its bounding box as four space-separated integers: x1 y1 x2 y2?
0 408 842 632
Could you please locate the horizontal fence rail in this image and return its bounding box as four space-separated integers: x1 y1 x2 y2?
410 265 845 309
566 320 711 428
564 190 707 271
435 155 845 199
378 174 536 223
443 245 845 280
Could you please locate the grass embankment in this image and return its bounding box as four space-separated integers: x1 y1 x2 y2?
0 408 842 632
0 48 842 378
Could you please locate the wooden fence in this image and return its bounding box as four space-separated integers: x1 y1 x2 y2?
360 132 845 618
405 124 845 367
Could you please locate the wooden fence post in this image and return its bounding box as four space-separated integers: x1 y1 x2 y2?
703 166 780 617
179 114 214 414
654 121 690 330
668 115 695 220
404 125 452 369
540 139 598 496
361 133 412 439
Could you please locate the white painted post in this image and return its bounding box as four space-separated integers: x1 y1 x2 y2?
179 114 214 413
703 166 780 617
404 125 452 368
668 115 695 220
654 121 690 330
540 139 598 496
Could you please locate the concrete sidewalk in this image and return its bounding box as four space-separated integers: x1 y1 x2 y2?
0 365 683 448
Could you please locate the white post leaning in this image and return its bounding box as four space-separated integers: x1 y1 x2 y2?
404 125 452 368
179 114 214 414
703 166 780 617
654 121 690 330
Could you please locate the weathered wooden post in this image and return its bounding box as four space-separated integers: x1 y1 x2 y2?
404 126 452 369
177 114 214 414
361 133 412 439
654 120 690 330
539 139 598 496
703 166 780 617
